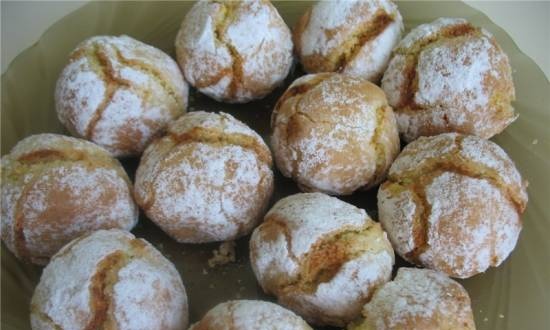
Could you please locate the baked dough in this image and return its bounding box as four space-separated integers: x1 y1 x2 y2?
30 229 188 330
134 111 273 243
55 35 188 157
381 18 516 142
294 0 403 82
250 193 394 327
175 0 293 103
271 73 400 195
349 268 475 330
1 134 137 265
189 300 312 330
378 133 528 278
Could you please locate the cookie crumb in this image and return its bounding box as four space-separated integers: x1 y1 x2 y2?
208 241 236 268
202 268 208 275
483 317 489 322
532 139 538 145
499 314 504 318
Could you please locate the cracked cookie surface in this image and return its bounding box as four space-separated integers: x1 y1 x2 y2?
377 133 528 278
175 0 293 103
134 111 274 243
381 18 516 142
30 229 188 330
350 268 475 330
55 35 189 157
190 300 312 330
271 73 400 195
250 193 394 327
1 134 137 265
293 0 403 82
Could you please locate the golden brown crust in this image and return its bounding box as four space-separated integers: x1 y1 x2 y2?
378 133 527 278
175 0 293 103
293 0 403 82
350 268 475 330
134 111 274 243
56 35 188 157
271 73 400 195
382 18 516 142
1 134 137 264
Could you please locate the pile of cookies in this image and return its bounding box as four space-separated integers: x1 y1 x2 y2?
1 0 528 329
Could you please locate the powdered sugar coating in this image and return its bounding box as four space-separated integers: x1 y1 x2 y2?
378 133 527 278
134 111 273 243
189 300 312 330
381 17 516 142
30 230 188 330
1 134 137 265
56 35 188 157
296 0 403 81
175 0 293 103
271 73 400 195
419 172 521 277
353 268 475 330
250 193 394 326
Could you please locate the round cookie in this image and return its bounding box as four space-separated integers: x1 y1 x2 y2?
134 111 273 243
30 229 188 330
294 0 403 82
381 18 516 142
349 268 475 330
377 133 528 278
175 0 293 103
250 193 395 327
271 73 400 195
190 300 312 330
1 134 137 265
56 35 189 157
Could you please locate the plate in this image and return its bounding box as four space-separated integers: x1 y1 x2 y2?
1 1 549 329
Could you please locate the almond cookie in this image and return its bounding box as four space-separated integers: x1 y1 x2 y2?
134 111 273 243
1 134 137 265
175 0 293 103
349 268 475 330
56 35 188 157
381 18 515 142
30 229 188 330
271 73 400 195
190 300 312 330
250 193 395 327
378 133 528 278
294 0 403 82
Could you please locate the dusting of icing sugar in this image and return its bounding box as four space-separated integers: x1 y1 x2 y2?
459 135 525 196
362 268 474 329
136 111 273 243
272 74 390 194
190 300 311 329
343 15 403 81
377 187 416 257
300 0 360 56
112 258 188 330
251 192 394 326
1 134 136 263
169 111 265 143
420 171 521 278
56 35 188 157
414 35 498 112
148 142 269 243
21 164 137 258
396 17 468 51
289 250 393 323
55 57 106 135
175 0 292 103
380 53 407 107
31 230 188 330
388 133 458 177
263 193 368 258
